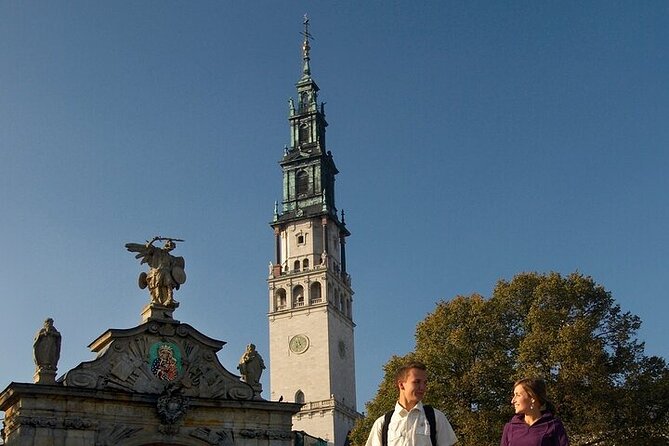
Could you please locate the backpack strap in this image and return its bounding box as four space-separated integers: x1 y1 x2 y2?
423 405 437 446
381 410 394 446
381 406 437 446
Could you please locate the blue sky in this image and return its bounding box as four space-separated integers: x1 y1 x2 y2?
1 2 667 412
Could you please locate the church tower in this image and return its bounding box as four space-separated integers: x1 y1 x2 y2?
268 17 359 446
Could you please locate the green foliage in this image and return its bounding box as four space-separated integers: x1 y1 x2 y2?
351 272 669 446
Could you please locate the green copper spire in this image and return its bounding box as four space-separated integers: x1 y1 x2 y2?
272 14 348 244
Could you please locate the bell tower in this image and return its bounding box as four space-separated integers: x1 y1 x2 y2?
267 16 359 446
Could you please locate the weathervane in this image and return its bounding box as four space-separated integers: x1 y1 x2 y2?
301 14 314 77
301 14 314 43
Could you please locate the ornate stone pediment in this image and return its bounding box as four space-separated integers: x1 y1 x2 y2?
61 319 255 400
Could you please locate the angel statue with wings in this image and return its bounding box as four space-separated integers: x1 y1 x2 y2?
125 237 186 307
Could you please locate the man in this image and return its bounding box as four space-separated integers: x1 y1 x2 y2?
365 362 457 446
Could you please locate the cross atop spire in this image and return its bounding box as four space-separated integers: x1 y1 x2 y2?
300 14 314 78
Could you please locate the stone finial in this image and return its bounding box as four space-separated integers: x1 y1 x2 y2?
33 318 61 384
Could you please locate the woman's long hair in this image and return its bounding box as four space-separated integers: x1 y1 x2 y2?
514 378 557 414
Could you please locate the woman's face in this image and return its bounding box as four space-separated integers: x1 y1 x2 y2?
511 384 534 414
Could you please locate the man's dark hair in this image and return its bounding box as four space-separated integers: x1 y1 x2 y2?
394 361 427 385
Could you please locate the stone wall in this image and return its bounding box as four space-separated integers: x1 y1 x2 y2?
1 382 300 446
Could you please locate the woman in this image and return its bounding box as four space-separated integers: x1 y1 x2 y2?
500 378 569 446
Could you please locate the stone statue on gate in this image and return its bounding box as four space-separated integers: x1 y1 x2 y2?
237 344 265 388
33 318 61 384
125 236 186 308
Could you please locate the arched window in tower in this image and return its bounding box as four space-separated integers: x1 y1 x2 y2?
302 258 309 270
293 260 301 272
299 123 310 145
275 288 287 311
293 285 304 307
310 281 322 304
295 390 305 404
299 92 309 111
296 170 309 197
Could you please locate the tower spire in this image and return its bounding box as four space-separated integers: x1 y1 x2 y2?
300 14 313 79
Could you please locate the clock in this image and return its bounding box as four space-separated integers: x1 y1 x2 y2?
289 334 309 354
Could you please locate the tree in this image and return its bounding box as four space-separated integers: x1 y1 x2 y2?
350 272 669 446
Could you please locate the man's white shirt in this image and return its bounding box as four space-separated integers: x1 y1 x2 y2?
365 402 457 446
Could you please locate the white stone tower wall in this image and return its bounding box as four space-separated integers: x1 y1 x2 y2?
268 306 332 403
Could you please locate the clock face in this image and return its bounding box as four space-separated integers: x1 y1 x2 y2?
289 334 309 354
